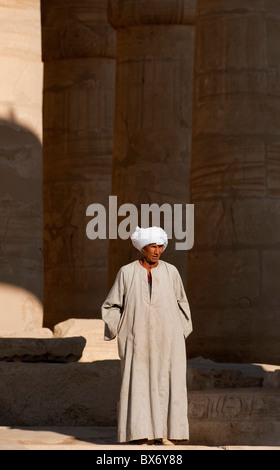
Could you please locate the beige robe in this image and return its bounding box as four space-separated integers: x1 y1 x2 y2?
101 260 192 443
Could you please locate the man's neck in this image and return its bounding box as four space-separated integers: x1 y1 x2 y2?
140 257 159 270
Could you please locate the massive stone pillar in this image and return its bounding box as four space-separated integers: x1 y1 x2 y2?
0 1 43 312
108 0 196 286
41 0 116 328
188 0 280 364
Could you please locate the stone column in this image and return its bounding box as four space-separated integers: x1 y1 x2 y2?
41 0 116 328
0 1 43 317
188 0 280 364
108 0 196 285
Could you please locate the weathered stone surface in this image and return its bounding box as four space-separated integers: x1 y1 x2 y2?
41 0 115 61
187 357 280 390
54 318 119 362
108 0 196 27
0 427 278 450
41 0 116 328
0 361 279 445
187 0 280 364
264 369 280 389
0 337 86 363
0 0 43 305
107 0 195 286
0 284 43 333
0 328 53 339
189 389 280 446
0 362 120 426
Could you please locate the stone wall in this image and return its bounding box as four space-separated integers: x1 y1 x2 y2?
0 352 279 446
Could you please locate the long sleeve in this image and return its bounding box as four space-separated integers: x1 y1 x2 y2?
101 269 125 341
173 269 193 339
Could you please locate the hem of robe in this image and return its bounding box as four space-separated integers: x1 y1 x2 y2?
118 432 190 443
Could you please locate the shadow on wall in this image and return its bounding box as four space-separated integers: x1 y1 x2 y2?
0 114 43 328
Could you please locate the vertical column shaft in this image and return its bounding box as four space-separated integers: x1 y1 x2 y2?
108 0 196 285
188 0 280 363
41 0 116 327
0 1 43 305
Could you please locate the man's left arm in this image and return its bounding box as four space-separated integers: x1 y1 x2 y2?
174 269 193 339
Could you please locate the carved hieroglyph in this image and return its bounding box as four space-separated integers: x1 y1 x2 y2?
189 388 280 445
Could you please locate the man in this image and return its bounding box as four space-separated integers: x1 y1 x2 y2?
102 226 192 445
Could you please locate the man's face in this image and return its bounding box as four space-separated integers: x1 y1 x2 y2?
142 244 164 264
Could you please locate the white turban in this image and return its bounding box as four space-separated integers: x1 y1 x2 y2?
131 226 168 252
